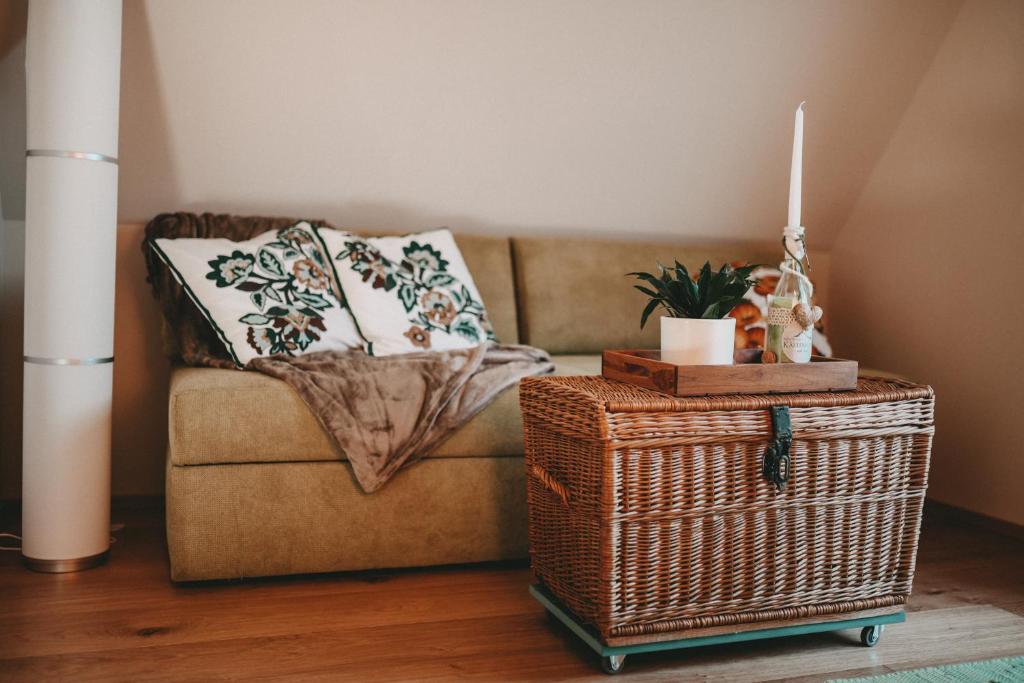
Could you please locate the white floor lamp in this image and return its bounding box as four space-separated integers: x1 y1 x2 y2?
22 0 122 572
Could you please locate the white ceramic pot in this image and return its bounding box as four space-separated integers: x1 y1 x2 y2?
660 316 736 366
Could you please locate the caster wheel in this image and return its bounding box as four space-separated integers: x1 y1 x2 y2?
860 624 883 647
601 654 626 675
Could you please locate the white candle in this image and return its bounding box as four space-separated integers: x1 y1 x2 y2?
787 102 805 228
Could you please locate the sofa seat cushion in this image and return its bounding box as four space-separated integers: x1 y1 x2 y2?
168 354 602 467
168 354 892 467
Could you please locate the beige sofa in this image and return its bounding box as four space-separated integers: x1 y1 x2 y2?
166 234 833 581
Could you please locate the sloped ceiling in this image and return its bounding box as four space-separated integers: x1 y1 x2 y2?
117 0 962 248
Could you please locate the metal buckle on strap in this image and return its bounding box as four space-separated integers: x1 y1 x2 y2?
762 405 792 492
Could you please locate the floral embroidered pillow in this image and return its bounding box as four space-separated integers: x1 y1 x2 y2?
150 221 362 366
316 228 496 356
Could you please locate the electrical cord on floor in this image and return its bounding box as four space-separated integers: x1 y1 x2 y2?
0 523 126 551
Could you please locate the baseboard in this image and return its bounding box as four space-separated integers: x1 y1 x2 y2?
924 499 1024 543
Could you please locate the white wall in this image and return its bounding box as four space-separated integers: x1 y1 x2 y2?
1 0 963 498
830 0 1024 525
118 0 959 243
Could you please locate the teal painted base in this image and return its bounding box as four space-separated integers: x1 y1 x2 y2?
530 584 905 661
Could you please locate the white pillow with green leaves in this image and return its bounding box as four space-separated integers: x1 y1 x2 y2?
316 228 496 356
150 221 362 366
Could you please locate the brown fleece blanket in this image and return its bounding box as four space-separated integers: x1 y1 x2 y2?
249 344 552 492
144 212 553 492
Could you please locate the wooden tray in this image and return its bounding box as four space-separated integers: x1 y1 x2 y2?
602 349 858 397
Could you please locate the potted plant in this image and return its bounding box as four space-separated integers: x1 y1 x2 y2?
629 261 758 365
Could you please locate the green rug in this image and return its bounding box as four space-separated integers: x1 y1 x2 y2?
830 657 1024 682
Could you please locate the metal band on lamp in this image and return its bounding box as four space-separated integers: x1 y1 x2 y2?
24 356 116 366
26 149 119 165
22 0 122 573
22 550 111 574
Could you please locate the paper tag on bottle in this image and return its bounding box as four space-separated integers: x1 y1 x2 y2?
783 327 812 362
766 302 812 362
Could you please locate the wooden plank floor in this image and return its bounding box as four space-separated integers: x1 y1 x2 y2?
0 502 1022 682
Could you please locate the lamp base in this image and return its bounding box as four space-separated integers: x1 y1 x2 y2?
22 549 109 573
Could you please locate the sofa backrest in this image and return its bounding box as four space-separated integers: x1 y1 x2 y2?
144 219 831 357
512 235 830 354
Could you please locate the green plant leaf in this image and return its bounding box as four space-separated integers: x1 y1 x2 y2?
633 285 662 299
673 260 690 284
633 259 760 321
696 262 712 308
639 298 660 329
628 271 669 296
719 296 748 316
684 271 699 305
722 279 748 295
667 279 694 314
705 273 726 313
658 262 673 284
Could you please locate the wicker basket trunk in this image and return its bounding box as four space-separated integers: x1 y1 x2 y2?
520 376 934 642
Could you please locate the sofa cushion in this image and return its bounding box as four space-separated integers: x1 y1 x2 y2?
512 236 830 354
316 228 497 355
368 231 520 346
154 230 519 356
169 354 897 468
151 221 363 366
166 457 530 580
168 354 601 467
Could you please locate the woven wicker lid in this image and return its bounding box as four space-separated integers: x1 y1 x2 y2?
521 375 933 413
